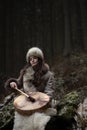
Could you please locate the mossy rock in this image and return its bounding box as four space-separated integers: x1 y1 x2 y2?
57 91 79 119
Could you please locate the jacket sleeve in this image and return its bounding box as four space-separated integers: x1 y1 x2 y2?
5 69 24 92
5 78 19 93
44 72 55 99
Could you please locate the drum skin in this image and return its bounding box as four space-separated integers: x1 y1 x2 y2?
13 92 50 116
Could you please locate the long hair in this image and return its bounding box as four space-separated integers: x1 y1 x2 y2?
32 58 49 87
20 58 49 87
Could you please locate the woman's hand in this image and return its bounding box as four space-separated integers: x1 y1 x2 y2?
10 82 17 89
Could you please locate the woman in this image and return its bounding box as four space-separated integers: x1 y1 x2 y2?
5 47 57 130
5 47 56 103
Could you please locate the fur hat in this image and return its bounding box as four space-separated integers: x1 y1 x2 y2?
26 47 44 62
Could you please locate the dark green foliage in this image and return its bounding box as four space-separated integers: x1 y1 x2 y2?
0 99 14 129
57 91 79 119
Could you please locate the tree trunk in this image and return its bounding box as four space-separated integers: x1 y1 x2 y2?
62 0 72 56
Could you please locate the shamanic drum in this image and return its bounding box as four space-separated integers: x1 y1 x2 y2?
13 92 50 115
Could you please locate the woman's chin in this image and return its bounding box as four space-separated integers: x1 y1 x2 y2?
32 64 38 67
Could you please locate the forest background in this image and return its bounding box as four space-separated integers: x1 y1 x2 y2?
0 0 87 77
0 0 87 129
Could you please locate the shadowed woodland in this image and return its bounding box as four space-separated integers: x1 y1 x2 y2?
0 0 87 76
0 0 87 130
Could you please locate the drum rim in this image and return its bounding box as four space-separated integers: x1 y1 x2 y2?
13 92 50 116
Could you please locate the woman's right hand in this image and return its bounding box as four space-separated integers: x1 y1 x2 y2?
10 82 17 89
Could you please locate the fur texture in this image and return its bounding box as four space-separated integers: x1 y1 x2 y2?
26 47 44 62
13 111 51 130
12 107 74 130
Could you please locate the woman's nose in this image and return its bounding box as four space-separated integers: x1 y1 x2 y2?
31 58 34 62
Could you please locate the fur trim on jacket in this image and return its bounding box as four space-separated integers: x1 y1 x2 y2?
5 63 55 98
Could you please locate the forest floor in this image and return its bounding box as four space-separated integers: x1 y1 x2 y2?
52 51 87 100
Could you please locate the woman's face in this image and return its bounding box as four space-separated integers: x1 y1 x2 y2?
29 56 39 67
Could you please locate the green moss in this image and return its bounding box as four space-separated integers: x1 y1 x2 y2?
57 91 79 119
0 99 14 128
